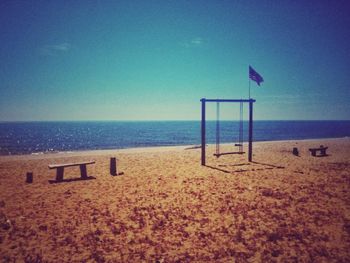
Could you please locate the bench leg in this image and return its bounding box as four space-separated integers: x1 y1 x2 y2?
56 167 64 181
80 164 88 179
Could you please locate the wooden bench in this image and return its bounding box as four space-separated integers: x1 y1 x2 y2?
48 161 95 182
309 146 328 157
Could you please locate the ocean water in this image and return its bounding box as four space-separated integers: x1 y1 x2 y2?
0 121 349 155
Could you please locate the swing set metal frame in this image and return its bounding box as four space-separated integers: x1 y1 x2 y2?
200 98 256 166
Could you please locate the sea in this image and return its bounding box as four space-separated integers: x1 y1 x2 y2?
0 121 349 156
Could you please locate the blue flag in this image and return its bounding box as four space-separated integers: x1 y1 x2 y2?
249 65 264 86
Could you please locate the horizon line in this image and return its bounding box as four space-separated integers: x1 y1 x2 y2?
1 119 350 123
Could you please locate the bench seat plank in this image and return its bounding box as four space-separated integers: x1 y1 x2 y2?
309 147 328 157
48 161 95 169
309 147 328 151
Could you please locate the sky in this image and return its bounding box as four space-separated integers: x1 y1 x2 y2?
0 0 349 121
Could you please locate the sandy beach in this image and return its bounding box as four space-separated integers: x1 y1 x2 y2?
0 138 349 262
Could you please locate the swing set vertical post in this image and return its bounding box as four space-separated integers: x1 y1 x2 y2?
248 99 253 162
201 98 206 166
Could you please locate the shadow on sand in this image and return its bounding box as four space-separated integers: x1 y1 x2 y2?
205 161 285 174
250 161 285 169
204 165 231 173
49 176 96 184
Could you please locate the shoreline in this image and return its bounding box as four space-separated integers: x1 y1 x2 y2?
0 136 348 161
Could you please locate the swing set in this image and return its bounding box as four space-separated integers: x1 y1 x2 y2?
200 98 256 166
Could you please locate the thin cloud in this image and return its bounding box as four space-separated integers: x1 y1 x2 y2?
51 43 71 51
259 95 301 105
40 42 71 56
182 37 204 48
190 37 203 45
260 95 300 100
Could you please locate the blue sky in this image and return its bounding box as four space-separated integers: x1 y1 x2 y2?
1 0 349 121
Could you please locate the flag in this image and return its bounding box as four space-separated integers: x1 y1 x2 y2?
249 65 264 86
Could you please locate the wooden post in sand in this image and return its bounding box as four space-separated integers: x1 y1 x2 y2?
293 147 299 156
110 157 118 176
26 172 33 183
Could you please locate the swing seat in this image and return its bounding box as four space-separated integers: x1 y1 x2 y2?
214 151 245 157
235 143 243 147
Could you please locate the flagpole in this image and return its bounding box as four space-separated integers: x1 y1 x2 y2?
249 77 251 99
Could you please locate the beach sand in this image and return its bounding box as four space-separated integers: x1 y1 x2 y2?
0 138 349 262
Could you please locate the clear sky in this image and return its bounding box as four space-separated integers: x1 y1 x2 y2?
1 0 349 121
